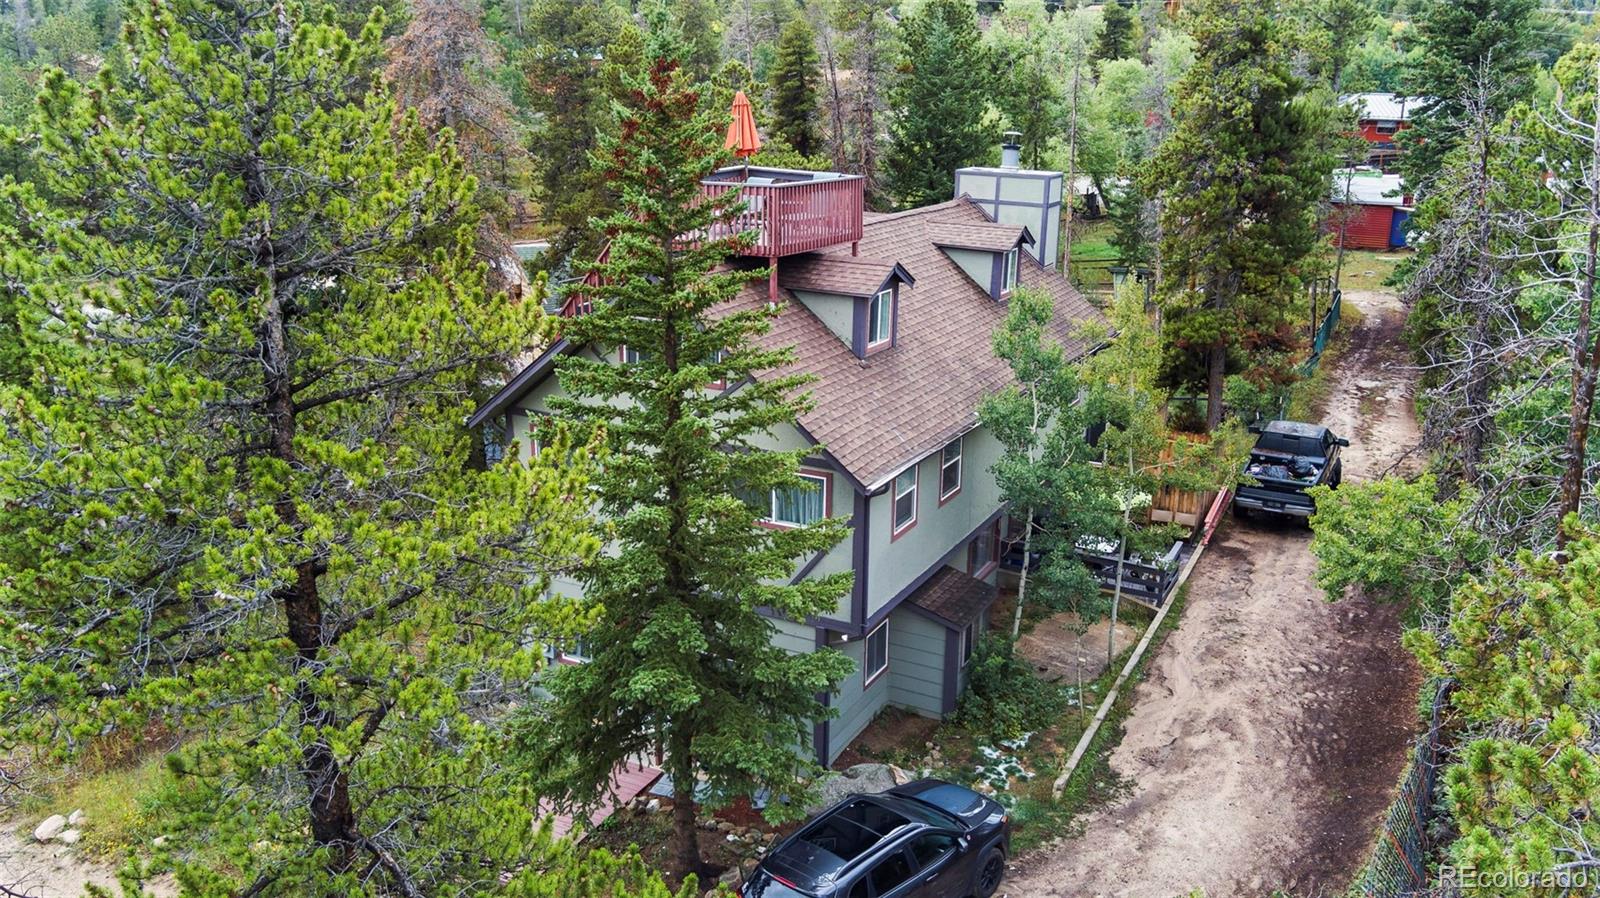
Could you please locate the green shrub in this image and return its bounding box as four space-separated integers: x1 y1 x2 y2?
955 636 1071 741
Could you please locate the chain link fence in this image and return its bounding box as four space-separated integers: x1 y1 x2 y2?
1352 680 1452 898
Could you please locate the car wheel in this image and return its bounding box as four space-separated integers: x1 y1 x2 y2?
973 847 1005 898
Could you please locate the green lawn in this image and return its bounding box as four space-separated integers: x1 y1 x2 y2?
1337 249 1408 294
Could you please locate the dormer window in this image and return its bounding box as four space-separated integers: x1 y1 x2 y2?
868 289 893 348
928 220 1033 301
1002 247 1021 296
777 253 914 360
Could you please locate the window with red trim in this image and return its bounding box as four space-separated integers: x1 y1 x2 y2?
939 438 962 500
891 466 918 536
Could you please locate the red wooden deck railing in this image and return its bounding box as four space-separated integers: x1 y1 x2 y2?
697 170 864 258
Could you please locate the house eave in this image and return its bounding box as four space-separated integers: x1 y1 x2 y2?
465 338 572 430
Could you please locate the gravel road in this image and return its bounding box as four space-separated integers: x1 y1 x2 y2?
1003 287 1424 898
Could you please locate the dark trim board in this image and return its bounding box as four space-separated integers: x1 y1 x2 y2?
851 490 871 627
941 627 961 715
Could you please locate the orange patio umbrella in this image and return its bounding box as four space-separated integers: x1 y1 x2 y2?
724 90 762 160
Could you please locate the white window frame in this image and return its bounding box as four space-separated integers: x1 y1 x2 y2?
864 621 889 686
961 622 975 667
621 345 644 364
768 471 829 528
867 288 893 347
939 437 963 501
1002 247 1020 295
891 465 918 537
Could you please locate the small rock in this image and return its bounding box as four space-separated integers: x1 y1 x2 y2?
716 821 735 833
152 835 170 848
645 798 662 814
67 809 85 826
725 833 739 843
33 815 67 842
762 831 777 843
741 857 759 874
56 829 81 845
703 889 719 898
718 869 741 886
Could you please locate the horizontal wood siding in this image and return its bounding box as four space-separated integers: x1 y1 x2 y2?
887 609 947 717
828 634 889 763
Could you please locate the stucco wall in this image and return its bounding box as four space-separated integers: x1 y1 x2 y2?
944 247 996 295
865 426 1006 621
793 290 857 350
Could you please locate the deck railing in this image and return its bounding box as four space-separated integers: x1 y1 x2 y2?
697 172 864 258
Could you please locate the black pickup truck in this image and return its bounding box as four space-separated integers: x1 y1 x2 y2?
1232 420 1349 520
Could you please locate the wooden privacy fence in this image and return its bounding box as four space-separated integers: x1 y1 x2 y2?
1353 680 1451 898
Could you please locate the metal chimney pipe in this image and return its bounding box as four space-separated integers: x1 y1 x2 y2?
1001 130 1022 169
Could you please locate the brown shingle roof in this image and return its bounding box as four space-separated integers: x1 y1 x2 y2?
475 197 1103 491
778 253 913 297
733 197 1103 489
907 565 996 627
926 219 1032 253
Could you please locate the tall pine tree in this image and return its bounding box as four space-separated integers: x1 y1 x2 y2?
1145 0 1330 430
769 15 822 158
524 0 625 268
518 5 853 881
1090 0 1135 70
0 0 611 891
884 0 992 209
1399 0 1539 190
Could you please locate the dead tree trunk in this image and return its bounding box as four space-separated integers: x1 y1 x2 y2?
1556 65 1600 547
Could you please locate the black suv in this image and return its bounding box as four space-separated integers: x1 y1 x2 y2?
740 779 1010 898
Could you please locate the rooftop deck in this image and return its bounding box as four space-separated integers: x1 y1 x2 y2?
699 166 865 258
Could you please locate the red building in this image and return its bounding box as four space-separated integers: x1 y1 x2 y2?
1330 168 1411 251
1341 93 1424 173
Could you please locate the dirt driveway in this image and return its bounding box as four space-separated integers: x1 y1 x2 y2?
1005 288 1424 898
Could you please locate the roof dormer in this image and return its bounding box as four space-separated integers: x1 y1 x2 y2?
779 253 916 360
928 220 1035 300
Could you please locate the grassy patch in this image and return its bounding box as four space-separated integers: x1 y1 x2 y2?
1067 220 1119 295
1067 220 1117 263
17 751 169 860
1337 250 1407 294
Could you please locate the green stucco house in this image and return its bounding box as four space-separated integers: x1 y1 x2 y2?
469 160 1100 765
